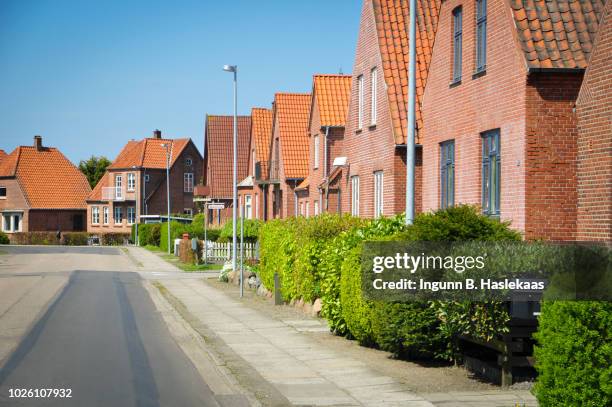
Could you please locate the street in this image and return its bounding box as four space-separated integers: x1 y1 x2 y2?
0 246 246 407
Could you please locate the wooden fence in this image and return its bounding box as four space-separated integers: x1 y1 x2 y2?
201 241 258 263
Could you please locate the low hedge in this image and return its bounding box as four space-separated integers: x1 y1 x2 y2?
135 223 161 247
534 301 611 406
11 232 60 245
100 232 130 246
0 231 9 244
61 232 90 246
218 219 261 243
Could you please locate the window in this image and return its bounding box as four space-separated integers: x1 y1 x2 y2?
374 171 384 218
127 207 136 225
183 208 193 216
185 157 193 166
2 212 22 233
0 187 6 198
440 141 455 209
357 75 364 129
482 129 501 216
103 207 109 224
92 206 100 224
452 7 463 83
305 202 309 218
144 174 150 183
255 193 259 219
127 173 136 191
115 175 123 200
184 173 194 192
313 135 320 169
476 0 487 73
245 195 252 219
351 176 360 216
314 200 319 216
370 67 378 125
114 206 123 224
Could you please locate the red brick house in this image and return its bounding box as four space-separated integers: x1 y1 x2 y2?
0 136 91 235
200 115 252 226
306 74 352 216
576 0 612 242
243 107 273 220
266 93 311 219
420 0 606 241
87 130 202 234
342 0 435 218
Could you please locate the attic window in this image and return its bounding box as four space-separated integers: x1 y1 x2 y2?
185 157 193 166
0 187 6 198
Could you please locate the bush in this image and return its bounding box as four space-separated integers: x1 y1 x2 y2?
534 301 611 406
11 232 59 245
190 214 221 241
0 231 9 244
159 221 191 252
61 232 90 246
137 224 161 247
218 219 261 243
100 233 130 246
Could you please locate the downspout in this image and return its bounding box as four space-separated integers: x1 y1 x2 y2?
323 126 330 212
294 180 298 217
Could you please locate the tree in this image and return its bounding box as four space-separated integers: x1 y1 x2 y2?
79 156 111 188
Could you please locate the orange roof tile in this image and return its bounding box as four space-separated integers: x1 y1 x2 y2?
510 0 606 69
108 137 191 170
274 93 311 179
87 172 109 201
251 107 273 165
0 145 91 209
312 75 352 127
0 149 6 161
372 0 442 145
205 115 252 199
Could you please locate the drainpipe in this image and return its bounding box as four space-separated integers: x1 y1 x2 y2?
294 180 298 217
323 126 330 212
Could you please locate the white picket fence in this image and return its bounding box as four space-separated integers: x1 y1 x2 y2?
202 241 257 263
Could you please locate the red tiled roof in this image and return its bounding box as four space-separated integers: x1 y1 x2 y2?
296 178 310 190
510 0 607 69
312 75 353 127
108 138 191 170
274 93 311 179
205 115 252 199
0 149 6 162
251 107 273 165
87 172 109 202
0 146 91 209
373 0 442 145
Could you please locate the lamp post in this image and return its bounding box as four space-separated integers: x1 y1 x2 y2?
405 0 417 225
161 143 172 254
223 64 238 275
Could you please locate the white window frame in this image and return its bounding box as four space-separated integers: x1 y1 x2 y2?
305 202 309 218
184 173 194 193
357 75 364 129
351 176 360 216
115 175 123 200
114 206 123 224
185 157 193 166
371 67 378 125
127 173 136 191
103 206 109 224
92 206 100 225
314 200 319 216
2 212 23 233
0 186 6 199
245 195 252 219
374 171 384 218
127 207 136 225
313 135 320 169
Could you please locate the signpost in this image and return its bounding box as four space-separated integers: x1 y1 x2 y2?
203 202 225 264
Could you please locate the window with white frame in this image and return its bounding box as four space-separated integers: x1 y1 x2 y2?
127 207 136 224
313 135 320 169
0 186 6 199
103 206 109 224
184 173 194 192
183 208 193 216
115 174 123 200
92 206 100 224
374 171 384 218
351 176 360 216
305 202 309 218
127 173 136 191
245 195 252 219
371 67 378 125
185 157 193 166
357 75 364 129
314 200 319 216
2 212 22 233
114 206 123 224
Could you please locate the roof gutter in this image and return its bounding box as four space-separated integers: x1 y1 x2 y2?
527 67 585 74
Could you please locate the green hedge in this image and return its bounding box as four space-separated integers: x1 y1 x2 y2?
10 232 60 245
100 233 130 246
534 301 611 406
0 232 9 244
61 232 90 246
218 219 261 243
135 223 161 247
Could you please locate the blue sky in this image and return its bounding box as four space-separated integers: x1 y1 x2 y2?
0 0 360 163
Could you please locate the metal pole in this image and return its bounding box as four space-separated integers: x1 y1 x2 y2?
203 202 208 264
166 147 171 253
232 69 238 273
405 0 417 225
240 202 244 298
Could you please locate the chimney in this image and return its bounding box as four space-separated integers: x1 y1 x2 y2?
34 135 43 151
153 129 162 139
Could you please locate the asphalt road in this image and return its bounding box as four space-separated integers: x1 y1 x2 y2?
0 257 224 407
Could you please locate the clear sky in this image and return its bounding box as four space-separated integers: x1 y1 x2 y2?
0 0 360 163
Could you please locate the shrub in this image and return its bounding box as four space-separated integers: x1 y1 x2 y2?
534 301 611 406
190 214 221 241
218 219 261 243
159 221 191 252
100 233 130 246
61 232 90 246
137 224 161 247
11 232 59 245
258 218 299 297
0 231 9 244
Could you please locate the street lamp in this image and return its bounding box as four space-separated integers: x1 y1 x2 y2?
405 0 417 225
161 143 172 254
223 64 238 276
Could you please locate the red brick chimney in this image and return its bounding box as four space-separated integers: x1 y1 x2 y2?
153 129 162 139
34 135 43 151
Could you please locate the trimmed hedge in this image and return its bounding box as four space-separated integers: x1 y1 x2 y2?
0 232 9 244
61 232 90 246
534 301 611 406
100 233 130 246
11 232 60 245
135 223 161 247
218 219 261 243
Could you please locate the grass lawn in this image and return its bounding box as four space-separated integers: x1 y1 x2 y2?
144 244 222 272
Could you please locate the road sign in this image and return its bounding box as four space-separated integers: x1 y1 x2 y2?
208 203 225 210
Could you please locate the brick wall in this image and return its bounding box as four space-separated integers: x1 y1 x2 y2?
421 0 528 233
525 73 582 241
576 1 612 242
28 209 87 232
